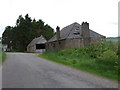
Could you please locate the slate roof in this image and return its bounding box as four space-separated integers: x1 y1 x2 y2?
27 35 47 47
48 22 105 42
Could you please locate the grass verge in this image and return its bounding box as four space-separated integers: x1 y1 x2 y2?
38 43 118 81
0 52 6 63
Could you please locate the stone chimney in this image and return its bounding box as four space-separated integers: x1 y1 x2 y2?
56 26 60 41
82 22 91 46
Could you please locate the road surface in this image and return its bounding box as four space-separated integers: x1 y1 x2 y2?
2 53 118 88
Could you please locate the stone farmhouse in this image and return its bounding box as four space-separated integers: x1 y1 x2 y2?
27 35 47 53
46 22 105 51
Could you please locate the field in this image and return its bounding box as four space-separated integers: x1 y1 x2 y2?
39 38 118 80
106 37 118 43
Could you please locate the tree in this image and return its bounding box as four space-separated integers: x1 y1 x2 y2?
43 24 54 40
2 14 55 51
2 26 14 51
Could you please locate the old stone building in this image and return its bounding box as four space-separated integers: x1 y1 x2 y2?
27 35 47 53
46 22 105 51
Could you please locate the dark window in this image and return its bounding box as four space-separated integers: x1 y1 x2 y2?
73 32 80 35
53 44 55 47
59 42 61 45
36 44 45 49
75 26 79 30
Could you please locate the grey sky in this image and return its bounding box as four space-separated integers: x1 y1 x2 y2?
0 0 118 37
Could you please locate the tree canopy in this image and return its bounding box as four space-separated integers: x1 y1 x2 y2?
2 14 55 51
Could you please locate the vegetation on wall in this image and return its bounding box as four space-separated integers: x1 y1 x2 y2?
39 40 119 80
2 14 55 52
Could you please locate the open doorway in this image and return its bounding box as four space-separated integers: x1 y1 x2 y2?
36 44 45 49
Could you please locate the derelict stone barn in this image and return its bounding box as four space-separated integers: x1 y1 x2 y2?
27 35 47 53
46 22 105 51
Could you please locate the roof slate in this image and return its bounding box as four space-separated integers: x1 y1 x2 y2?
27 35 47 47
48 22 105 42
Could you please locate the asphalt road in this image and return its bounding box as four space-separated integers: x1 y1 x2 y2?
2 53 118 88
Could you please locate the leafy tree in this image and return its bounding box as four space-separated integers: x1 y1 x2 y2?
43 24 54 40
2 26 13 51
2 14 55 51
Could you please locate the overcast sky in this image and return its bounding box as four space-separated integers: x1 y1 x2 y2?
0 0 119 37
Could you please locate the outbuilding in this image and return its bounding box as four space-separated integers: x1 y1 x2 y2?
27 35 47 53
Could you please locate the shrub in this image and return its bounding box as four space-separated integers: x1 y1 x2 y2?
84 42 108 58
72 59 77 64
96 50 118 67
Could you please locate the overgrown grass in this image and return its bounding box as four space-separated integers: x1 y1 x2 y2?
0 54 2 63
39 41 118 80
0 43 7 63
2 52 6 62
0 52 6 63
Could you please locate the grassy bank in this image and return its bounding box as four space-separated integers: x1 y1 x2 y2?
0 52 6 63
0 54 2 63
39 42 118 80
0 43 7 63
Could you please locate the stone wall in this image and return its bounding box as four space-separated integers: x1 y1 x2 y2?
64 38 84 49
46 37 105 51
90 37 105 44
27 45 36 52
27 44 46 53
46 38 84 51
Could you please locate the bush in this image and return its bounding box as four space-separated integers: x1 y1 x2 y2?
96 50 118 66
82 42 107 58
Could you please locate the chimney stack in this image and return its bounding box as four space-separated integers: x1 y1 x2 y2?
56 26 60 41
82 22 89 37
82 22 91 46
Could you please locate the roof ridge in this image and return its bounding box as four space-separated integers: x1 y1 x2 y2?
65 23 76 39
27 35 47 47
35 35 43 40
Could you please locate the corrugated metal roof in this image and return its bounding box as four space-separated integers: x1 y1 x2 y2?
27 35 47 47
48 22 105 42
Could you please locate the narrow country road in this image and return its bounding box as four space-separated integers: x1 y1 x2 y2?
2 53 118 88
